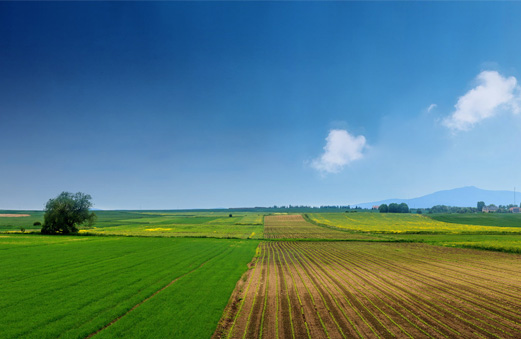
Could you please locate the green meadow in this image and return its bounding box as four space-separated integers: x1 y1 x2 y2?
0 235 258 339
430 212 521 227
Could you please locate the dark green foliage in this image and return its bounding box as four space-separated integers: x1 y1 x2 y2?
20 227 25 233
382 203 409 213
33 221 41 226
41 192 96 235
477 201 485 211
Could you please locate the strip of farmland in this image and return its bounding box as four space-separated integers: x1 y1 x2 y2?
263 215 377 240
216 241 521 338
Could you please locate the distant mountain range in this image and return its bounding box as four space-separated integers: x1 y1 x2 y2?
356 186 521 209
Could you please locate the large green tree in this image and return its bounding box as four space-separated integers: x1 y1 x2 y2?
388 203 399 213
477 201 485 211
41 192 96 234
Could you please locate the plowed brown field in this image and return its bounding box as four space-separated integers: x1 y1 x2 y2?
215 241 521 339
263 215 376 240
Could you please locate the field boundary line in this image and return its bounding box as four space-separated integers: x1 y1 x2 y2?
301 214 362 234
224 246 261 338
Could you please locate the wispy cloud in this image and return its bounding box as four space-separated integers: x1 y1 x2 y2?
443 70 521 131
427 104 437 113
311 129 366 174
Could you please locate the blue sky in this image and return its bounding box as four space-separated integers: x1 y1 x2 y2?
2 2 521 210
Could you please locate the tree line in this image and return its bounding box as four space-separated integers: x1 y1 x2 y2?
378 203 409 213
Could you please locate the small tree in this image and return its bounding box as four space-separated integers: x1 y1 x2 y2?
477 201 485 212
41 192 96 235
378 204 389 213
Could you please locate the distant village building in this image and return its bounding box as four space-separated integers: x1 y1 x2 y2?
510 207 521 213
482 205 498 213
372 205 380 210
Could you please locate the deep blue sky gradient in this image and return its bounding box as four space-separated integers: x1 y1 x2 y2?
2 2 521 209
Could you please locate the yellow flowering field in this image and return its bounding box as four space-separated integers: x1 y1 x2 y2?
308 213 521 233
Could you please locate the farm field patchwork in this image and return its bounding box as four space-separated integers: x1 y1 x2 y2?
6 211 521 338
0 211 264 239
263 215 380 240
84 211 264 239
308 212 521 234
0 210 44 231
0 235 258 339
216 241 521 339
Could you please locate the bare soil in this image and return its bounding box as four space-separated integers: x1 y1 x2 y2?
263 214 375 240
0 214 30 217
215 241 521 339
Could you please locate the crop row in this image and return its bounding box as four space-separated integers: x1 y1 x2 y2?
218 241 521 338
263 215 376 240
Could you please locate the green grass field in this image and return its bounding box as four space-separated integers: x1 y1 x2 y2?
0 210 44 231
429 212 521 227
0 235 258 339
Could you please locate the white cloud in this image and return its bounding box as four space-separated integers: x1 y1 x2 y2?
311 129 366 174
443 70 521 131
427 104 437 112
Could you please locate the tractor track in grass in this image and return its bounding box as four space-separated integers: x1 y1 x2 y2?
85 247 231 339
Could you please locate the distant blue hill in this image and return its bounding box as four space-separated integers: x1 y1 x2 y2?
357 186 521 209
